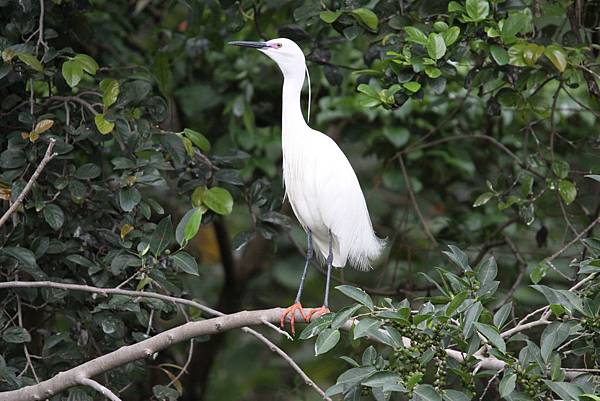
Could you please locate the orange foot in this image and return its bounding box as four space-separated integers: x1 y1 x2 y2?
280 302 308 336
307 305 331 321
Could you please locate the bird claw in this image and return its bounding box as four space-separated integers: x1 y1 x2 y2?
280 302 308 336
306 305 331 321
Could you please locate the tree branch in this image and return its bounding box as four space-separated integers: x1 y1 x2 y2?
0 139 57 229
0 280 330 401
78 378 122 401
0 278 588 401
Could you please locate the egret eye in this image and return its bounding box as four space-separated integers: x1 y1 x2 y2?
275 43 282 48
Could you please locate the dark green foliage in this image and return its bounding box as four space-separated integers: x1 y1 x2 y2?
1 0 600 400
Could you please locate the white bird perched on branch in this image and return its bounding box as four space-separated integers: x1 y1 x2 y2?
229 38 385 334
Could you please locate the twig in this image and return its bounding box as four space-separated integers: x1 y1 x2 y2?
242 326 332 400
545 217 600 265
398 154 437 245
49 96 99 116
401 134 544 179
15 296 40 383
494 235 526 308
0 139 57 229
478 367 504 401
35 0 49 56
78 378 122 401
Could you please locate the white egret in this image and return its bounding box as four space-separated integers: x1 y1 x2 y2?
229 38 385 334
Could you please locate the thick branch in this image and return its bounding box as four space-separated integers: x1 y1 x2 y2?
0 281 330 401
0 139 56 229
0 308 308 401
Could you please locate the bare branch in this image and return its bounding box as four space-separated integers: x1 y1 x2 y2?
0 139 57 229
0 280 327 400
78 378 122 401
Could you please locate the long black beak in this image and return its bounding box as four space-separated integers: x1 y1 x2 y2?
228 41 269 49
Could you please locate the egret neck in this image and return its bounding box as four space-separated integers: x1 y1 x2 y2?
281 70 307 137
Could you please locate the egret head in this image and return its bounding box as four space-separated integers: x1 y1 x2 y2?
229 38 306 79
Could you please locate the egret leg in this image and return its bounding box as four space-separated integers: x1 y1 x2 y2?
323 230 333 307
294 229 313 303
307 230 333 320
280 229 313 334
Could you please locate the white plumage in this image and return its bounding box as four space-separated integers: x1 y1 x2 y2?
230 37 385 328
266 38 385 270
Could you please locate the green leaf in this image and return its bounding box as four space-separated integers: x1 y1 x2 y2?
62 60 83 87
490 45 509 65
414 384 442 401
493 302 512 328
530 261 548 284
544 45 567 72
443 245 470 271
2 327 31 343
73 54 99 75
182 128 211 152
465 0 489 21
351 8 378 31
463 301 482 337
443 389 471 401
94 113 115 135
476 256 497 285
357 83 378 98
119 187 141 212
175 208 203 246
448 1 464 13
100 79 120 108
474 322 506 352
43 204 64 230
425 67 442 78
335 366 376 385
501 13 528 43
540 322 571 362
336 285 374 309
354 318 382 339
75 163 101 179
17 53 44 72
532 285 584 314
331 304 362 329
299 314 335 340
404 27 428 45
473 192 494 207
558 179 576 205
315 328 340 355
551 160 570 179
403 81 421 93
442 26 460 46
499 372 516 397
445 291 469 317
426 33 446 60
169 251 199 276
543 381 584 401
1 246 37 269
202 187 234 215
149 216 174 256
320 10 342 23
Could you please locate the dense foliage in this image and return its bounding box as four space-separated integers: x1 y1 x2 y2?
0 0 599 401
